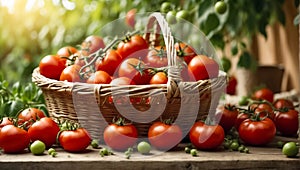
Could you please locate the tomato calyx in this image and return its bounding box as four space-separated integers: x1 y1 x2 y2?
176 43 195 58
121 30 141 43
224 104 237 111
112 117 132 126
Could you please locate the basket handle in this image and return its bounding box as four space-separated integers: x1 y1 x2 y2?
144 12 181 98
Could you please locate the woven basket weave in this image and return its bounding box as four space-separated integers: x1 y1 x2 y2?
32 13 227 140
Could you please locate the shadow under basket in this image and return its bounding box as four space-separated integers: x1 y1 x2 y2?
32 68 226 140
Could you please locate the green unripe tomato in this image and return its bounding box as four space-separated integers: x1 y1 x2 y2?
282 142 299 157
160 2 172 13
137 141 151 154
176 10 190 22
30 140 46 155
166 11 177 24
214 1 227 14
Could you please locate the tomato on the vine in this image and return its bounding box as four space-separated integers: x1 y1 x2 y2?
95 49 122 76
59 128 91 152
150 72 168 84
81 35 105 55
145 46 168 68
57 46 78 57
103 119 138 151
215 104 238 132
189 121 224 150
0 117 13 129
175 42 196 64
39 55 66 80
28 117 60 148
86 70 112 84
0 124 30 153
117 34 149 59
59 64 82 82
274 109 298 137
234 112 250 130
250 102 275 120
252 88 274 103
18 108 45 128
188 55 219 81
273 98 294 110
238 117 276 146
148 121 182 150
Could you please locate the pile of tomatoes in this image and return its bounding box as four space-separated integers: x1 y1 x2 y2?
39 32 220 86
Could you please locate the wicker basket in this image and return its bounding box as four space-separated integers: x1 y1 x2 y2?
32 13 227 140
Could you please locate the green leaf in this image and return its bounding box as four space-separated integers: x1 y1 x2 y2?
205 13 220 32
198 1 214 17
9 99 25 117
210 33 225 49
237 51 257 71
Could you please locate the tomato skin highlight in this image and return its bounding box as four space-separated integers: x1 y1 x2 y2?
188 55 219 81
148 122 183 150
150 72 168 84
39 55 66 80
274 109 299 137
59 128 91 152
0 125 30 153
238 118 276 146
103 124 138 151
189 121 224 150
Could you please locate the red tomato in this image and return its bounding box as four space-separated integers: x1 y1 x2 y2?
148 121 182 150
57 46 78 57
18 108 45 129
226 75 237 95
189 121 224 150
273 98 294 110
0 125 30 153
110 77 135 85
59 64 82 82
59 128 91 152
250 102 275 120
234 113 250 130
215 104 238 132
188 55 219 81
252 88 274 103
39 55 67 80
103 123 138 151
175 42 196 64
274 109 298 137
86 70 112 84
150 72 168 84
81 35 105 55
28 117 60 148
95 49 122 76
118 58 152 85
238 117 276 146
125 9 136 28
0 117 13 129
117 34 149 59
145 46 168 68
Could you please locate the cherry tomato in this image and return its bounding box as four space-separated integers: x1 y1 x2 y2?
226 75 237 95
18 108 45 129
188 55 219 81
252 88 274 103
146 46 168 68
103 123 138 151
214 1 227 14
273 98 294 110
86 70 112 84
282 142 299 157
175 42 196 64
150 72 168 84
59 128 91 152
81 35 105 55
57 46 78 57
28 117 60 148
59 64 82 82
215 104 238 132
274 109 299 137
137 141 151 154
39 54 66 80
160 2 172 13
238 117 276 146
189 121 224 150
176 10 190 22
125 9 136 28
117 34 149 59
148 121 183 151
0 124 30 153
110 77 135 85
95 49 122 76
30 140 46 155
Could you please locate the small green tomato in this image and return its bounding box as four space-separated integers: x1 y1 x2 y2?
30 140 46 155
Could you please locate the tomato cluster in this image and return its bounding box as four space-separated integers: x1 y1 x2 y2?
39 33 220 86
0 108 91 154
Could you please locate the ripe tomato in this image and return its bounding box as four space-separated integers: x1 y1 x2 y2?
0 117 13 129
238 117 276 146
145 46 168 68
148 121 182 150
103 123 138 151
28 117 60 148
81 35 105 55
125 9 136 28
189 121 224 150
150 72 168 84
39 55 66 80
117 34 149 59
57 46 78 57
234 112 250 130
273 98 294 110
188 55 219 81
18 108 45 129
59 128 91 152
250 102 275 120
118 58 152 85
274 109 299 137
226 75 237 95
95 49 122 76
252 88 274 103
0 124 30 153
175 42 196 64
110 77 135 85
59 64 82 82
86 70 112 84
215 104 239 132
